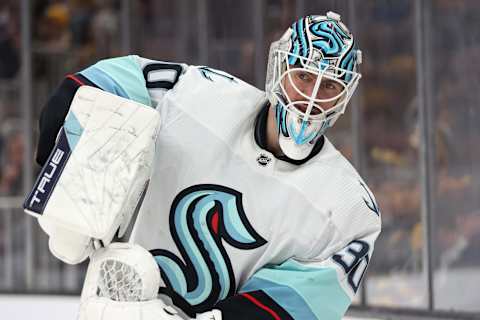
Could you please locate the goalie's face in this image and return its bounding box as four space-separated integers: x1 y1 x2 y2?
282 67 345 113
269 51 360 160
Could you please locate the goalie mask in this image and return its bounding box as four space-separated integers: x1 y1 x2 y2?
265 12 362 160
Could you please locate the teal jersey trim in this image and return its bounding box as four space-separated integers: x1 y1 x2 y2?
80 55 152 107
80 66 130 99
64 112 83 150
243 260 351 320
240 277 317 319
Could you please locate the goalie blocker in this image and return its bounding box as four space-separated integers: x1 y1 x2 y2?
24 86 160 264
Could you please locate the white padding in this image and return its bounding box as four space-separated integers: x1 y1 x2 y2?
39 216 93 264
79 296 223 320
81 243 161 302
79 297 185 320
36 86 160 244
48 229 93 264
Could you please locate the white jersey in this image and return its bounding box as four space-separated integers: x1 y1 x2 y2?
75 55 381 320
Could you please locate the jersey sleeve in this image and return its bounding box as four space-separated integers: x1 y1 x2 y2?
78 55 152 107
215 228 380 320
35 55 181 166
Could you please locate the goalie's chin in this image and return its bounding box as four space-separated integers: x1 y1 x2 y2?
278 135 316 160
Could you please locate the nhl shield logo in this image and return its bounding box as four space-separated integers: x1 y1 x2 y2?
256 153 271 166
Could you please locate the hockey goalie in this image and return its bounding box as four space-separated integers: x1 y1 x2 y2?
25 12 381 320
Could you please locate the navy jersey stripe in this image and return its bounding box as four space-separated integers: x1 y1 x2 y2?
36 74 98 166
215 290 294 320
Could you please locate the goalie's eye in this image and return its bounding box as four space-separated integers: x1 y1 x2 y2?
295 71 315 83
318 80 343 98
321 81 337 90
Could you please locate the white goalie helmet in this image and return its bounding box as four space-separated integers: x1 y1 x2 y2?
265 12 362 160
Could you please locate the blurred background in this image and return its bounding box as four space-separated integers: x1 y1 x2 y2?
0 0 479 319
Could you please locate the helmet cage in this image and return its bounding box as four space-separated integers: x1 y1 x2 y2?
264 13 362 159
269 49 361 145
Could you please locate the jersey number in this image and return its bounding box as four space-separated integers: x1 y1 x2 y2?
332 240 370 293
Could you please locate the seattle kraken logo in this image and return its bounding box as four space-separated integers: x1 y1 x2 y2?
309 20 351 58
151 184 266 312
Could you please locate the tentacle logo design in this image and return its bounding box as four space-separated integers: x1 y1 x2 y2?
309 21 351 58
151 184 266 312
309 20 356 81
290 18 351 61
360 181 380 216
289 17 357 81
